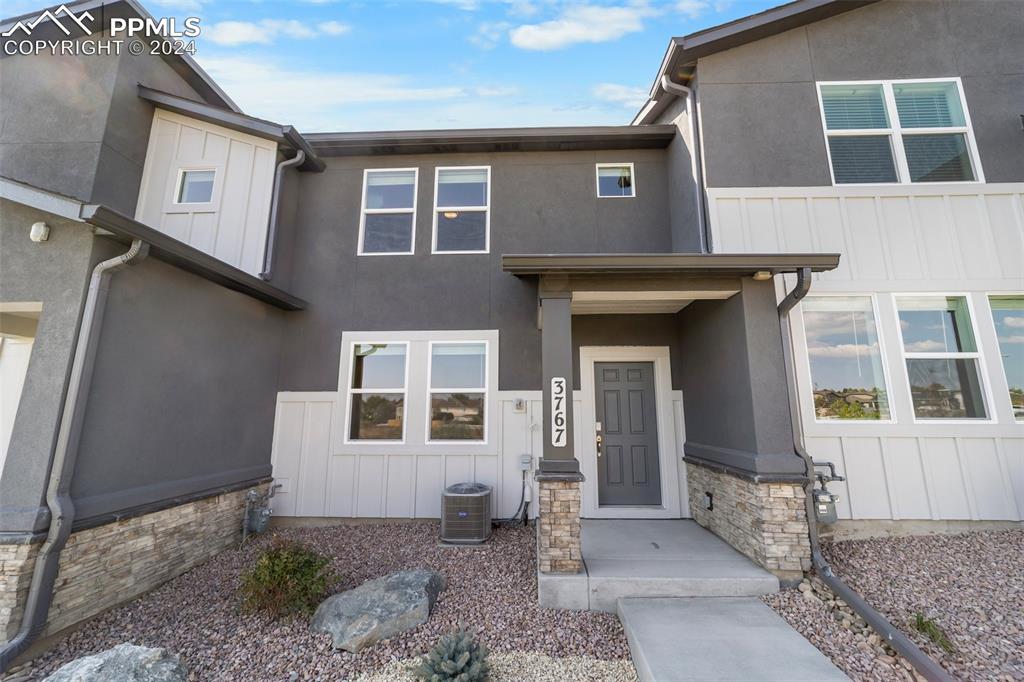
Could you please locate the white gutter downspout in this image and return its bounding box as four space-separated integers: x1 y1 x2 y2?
0 239 149 672
260 150 306 281
660 75 710 253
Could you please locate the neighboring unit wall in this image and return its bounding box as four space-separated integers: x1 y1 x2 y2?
135 110 277 276
696 0 1024 188
68 238 286 523
709 184 1024 522
0 202 95 534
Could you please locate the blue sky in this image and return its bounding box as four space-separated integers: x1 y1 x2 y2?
14 0 780 131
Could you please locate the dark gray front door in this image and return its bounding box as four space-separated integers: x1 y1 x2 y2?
595 361 662 506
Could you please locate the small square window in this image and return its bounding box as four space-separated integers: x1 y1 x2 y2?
597 164 634 197
176 169 215 204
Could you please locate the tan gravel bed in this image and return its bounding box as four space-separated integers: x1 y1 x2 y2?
17 523 630 681
354 651 638 681
767 529 1024 682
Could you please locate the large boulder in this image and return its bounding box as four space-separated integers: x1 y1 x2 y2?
311 568 445 652
44 643 186 682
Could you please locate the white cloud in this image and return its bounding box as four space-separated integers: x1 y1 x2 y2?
474 85 518 97
509 4 654 51
998 334 1024 345
593 83 648 108
675 0 709 19
905 340 947 352
808 343 880 359
1003 316 1024 328
469 21 511 49
204 19 350 46
151 0 204 12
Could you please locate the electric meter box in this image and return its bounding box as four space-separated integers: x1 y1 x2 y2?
813 489 839 524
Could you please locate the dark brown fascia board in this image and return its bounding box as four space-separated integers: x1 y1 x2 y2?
79 205 307 311
634 0 878 124
501 253 841 276
306 126 677 156
1 0 238 112
137 86 325 172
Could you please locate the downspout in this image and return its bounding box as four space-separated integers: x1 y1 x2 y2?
777 268 953 682
660 75 710 253
0 239 149 672
259 150 305 281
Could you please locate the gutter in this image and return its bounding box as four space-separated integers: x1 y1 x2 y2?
659 75 710 253
777 268 954 682
260 150 305 281
0 240 149 673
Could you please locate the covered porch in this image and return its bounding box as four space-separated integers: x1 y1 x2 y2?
502 252 840 590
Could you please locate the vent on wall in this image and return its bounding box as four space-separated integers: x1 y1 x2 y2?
441 482 492 544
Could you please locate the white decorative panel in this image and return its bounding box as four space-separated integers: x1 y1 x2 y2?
135 109 277 276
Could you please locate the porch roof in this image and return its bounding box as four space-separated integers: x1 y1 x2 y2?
501 253 840 277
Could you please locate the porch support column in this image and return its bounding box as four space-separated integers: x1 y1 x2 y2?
536 287 583 575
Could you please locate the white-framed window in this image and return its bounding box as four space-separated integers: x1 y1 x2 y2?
345 342 409 442
894 295 989 420
596 163 635 198
358 168 418 255
988 294 1024 422
432 166 489 254
800 295 892 421
427 341 488 442
174 168 216 204
817 78 983 185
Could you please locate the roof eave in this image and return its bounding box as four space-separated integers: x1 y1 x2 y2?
501 253 841 277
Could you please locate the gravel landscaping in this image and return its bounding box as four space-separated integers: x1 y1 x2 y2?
14 522 633 681
766 528 1024 682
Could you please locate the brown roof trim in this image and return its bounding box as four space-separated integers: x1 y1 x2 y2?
138 86 325 172
634 0 878 124
80 205 307 311
502 253 841 276
307 126 676 157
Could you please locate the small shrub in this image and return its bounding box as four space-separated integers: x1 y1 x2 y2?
413 627 490 682
239 539 335 618
912 612 955 654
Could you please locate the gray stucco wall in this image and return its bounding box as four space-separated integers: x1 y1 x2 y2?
697 0 1024 187
572 314 684 390
0 201 93 533
656 95 704 253
68 236 286 524
675 279 803 477
0 31 206 216
276 149 673 393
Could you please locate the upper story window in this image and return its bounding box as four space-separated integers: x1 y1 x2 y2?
895 295 988 420
596 163 635 198
175 169 216 204
818 79 983 185
801 296 891 421
359 169 418 255
989 295 1024 422
433 167 489 254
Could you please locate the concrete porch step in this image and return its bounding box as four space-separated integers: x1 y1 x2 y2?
539 520 779 611
618 597 849 682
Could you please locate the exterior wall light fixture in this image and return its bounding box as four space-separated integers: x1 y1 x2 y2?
752 270 772 281
30 222 50 242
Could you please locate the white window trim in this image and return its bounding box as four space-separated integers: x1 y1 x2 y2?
816 77 985 186
431 166 491 255
595 162 636 198
336 330 499 455
985 291 1024 423
425 339 490 445
892 292 996 424
357 168 419 256
797 293 896 425
171 166 219 207
343 340 410 444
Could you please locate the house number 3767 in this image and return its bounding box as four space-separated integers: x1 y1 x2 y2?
550 377 567 447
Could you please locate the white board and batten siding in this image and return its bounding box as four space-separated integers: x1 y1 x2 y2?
135 109 277 276
708 183 1024 522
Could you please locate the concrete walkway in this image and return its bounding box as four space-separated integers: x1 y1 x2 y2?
618 597 849 681
538 520 779 611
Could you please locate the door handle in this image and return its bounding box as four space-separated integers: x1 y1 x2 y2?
595 421 602 458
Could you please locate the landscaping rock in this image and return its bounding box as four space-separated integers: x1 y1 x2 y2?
44 643 185 682
311 568 446 652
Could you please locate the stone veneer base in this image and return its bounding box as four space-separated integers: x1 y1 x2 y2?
1 485 264 642
685 461 810 582
537 480 583 574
